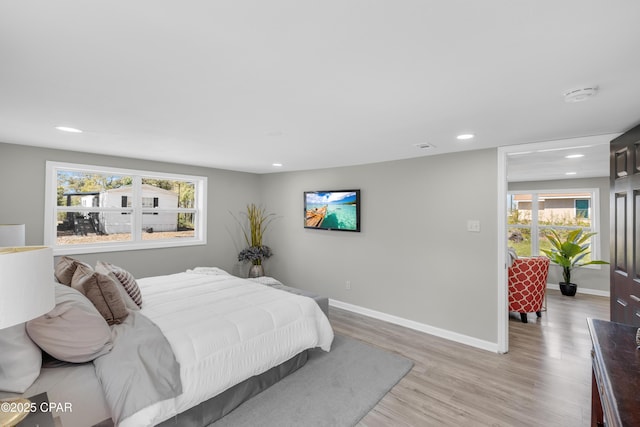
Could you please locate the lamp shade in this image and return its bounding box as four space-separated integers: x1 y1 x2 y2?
0 224 25 247
0 246 55 329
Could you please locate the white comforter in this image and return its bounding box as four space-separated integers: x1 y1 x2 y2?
119 268 334 427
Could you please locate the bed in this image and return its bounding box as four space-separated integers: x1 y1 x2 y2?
0 264 334 427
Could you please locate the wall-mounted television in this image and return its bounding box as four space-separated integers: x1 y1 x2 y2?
304 190 361 232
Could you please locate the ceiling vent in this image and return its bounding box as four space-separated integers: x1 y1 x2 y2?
564 87 598 103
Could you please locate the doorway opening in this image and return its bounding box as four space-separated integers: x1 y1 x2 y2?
497 135 614 353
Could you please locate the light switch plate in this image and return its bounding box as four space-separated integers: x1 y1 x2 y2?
467 220 481 232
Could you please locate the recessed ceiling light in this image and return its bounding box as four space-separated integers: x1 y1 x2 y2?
565 172 577 175
272 163 283 167
565 154 584 159
456 133 474 140
55 126 82 133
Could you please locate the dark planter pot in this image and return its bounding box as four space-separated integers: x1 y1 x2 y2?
559 282 577 296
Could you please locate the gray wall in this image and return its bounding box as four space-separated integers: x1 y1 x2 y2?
508 177 610 293
260 149 499 343
1 142 501 344
0 142 260 278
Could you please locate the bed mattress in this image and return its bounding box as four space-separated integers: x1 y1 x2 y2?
119 269 334 426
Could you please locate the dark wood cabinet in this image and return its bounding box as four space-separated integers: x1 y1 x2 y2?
587 318 640 427
610 123 640 325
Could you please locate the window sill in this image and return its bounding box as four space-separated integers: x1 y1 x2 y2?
51 238 206 256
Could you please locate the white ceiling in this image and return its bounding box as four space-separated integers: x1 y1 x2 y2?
1 1 639 174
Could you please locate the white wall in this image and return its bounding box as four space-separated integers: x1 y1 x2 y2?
509 177 610 294
260 149 499 344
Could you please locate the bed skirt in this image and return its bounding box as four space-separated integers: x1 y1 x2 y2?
157 350 309 427
92 350 309 427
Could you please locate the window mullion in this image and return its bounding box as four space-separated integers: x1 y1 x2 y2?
531 193 539 256
132 176 143 242
196 179 206 240
591 188 600 259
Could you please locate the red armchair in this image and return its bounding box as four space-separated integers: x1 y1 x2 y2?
508 256 550 323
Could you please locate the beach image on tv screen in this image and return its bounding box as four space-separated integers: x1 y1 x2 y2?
305 191 358 230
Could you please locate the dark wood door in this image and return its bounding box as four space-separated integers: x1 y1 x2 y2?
610 123 640 325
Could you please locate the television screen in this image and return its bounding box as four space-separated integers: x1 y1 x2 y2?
304 190 360 232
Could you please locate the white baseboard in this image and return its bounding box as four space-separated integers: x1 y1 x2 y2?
329 298 499 353
546 283 610 297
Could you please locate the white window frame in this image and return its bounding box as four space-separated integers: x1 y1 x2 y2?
45 161 207 255
508 188 603 264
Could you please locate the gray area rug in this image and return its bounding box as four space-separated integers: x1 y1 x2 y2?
211 334 413 427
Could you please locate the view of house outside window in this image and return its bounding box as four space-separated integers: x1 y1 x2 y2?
507 190 598 261
45 162 206 255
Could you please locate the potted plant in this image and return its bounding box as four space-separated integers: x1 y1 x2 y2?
234 204 276 277
540 229 608 296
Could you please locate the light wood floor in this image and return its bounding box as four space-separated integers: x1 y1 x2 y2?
329 289 609 427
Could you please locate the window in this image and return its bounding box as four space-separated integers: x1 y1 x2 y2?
507 189 600 261
45 161 207 255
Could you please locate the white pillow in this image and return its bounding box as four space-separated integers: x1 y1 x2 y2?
0 323 41 393
247 276 284 287
27 283 113 363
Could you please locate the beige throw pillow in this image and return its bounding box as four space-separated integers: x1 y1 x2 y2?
54 256 91 285
26 284 113 363
71 264 129 325
95 261 142 310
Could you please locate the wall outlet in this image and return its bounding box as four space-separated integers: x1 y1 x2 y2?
345 280 351 290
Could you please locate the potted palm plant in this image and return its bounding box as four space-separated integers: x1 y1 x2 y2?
234 204 276 278
540 229 608 296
